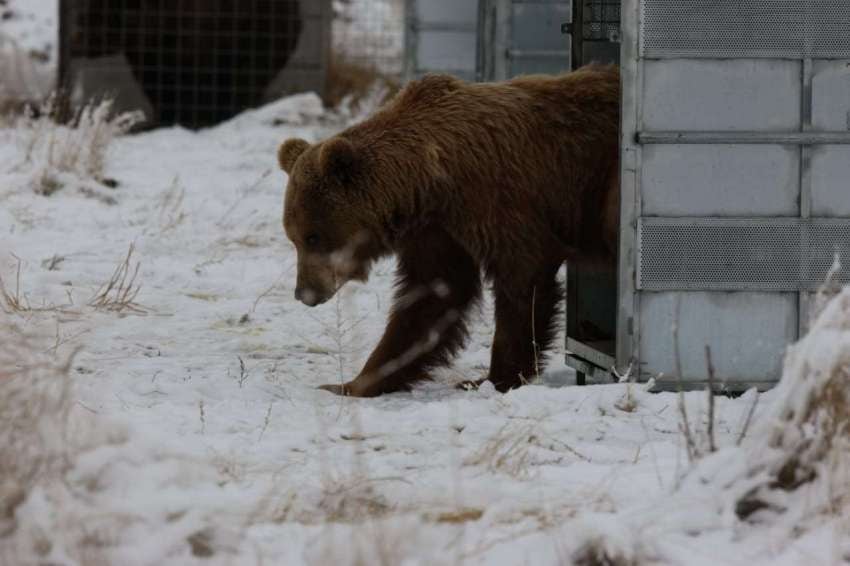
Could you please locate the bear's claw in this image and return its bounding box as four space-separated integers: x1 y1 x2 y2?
456 378 487 391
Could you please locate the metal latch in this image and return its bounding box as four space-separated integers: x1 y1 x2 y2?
561 22 572 34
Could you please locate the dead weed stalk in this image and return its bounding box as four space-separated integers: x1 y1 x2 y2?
88 244 146 314
465 423 536 479
0 254 75 315
0 255 28 313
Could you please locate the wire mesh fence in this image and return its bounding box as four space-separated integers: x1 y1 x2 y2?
60 0 328 128
59 0 408 125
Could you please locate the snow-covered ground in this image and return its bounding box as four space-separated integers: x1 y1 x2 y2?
1 86 847 566
2 2 849 565
0 0 57 101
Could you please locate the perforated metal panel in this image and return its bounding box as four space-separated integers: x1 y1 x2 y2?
809 223 850 283
638 218 850 291
641 0 850 59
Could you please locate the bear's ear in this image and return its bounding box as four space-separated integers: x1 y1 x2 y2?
318 137 359 180
278 138 310 173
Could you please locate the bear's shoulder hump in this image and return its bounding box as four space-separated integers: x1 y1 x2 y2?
398 73 464 106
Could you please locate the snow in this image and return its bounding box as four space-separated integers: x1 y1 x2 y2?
2 2 849 565
3 91 847 564
333 0 405 74
0 0 56 59
0 0 57 100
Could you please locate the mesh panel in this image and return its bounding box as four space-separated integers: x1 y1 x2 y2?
639 218 850 291
641 0 850 58
62 0 323 128
583 0 620 41
808 223 850 283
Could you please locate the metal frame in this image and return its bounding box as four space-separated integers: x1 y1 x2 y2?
638 131 850 144
565 0 635 383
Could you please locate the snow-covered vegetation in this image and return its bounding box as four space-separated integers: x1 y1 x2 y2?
14 97 144 196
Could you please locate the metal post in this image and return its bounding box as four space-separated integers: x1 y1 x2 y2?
615 0 640 378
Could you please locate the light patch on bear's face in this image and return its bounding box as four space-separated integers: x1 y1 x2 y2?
281 154 375 307
289 233 374 307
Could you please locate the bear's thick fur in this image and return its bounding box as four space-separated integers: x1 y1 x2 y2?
278 64 620 396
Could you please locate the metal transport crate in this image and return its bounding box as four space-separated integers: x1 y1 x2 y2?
563 0 850 392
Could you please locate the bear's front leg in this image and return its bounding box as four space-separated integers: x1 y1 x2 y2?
318 229 481 397
486 263 562 392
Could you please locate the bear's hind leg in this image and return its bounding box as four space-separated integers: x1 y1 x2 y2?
486 262 562 392
319 228 481 397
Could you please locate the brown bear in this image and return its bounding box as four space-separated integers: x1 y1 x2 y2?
277 64 620 397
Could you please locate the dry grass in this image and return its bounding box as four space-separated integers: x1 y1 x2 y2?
325 51 400 111
0 30 48 126
732 293 850 521
735 363 850 519
317 477 393 523
88 243 146 314
0 96 34 125
0 314 124 565
155 175 186 233
16 95 143 195
801 361 850 447
0 256 28 313
464 418 590 480
0 255 75 315
0 318 76 535
464 423 536 479
306 516 443 566
765 359 850 496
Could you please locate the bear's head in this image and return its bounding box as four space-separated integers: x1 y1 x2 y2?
278 136 384 307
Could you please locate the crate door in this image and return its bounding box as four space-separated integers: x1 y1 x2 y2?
573 0 620 67
478 0 571 81
405 0 478 81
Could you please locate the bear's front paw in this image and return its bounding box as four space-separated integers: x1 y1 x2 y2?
318 381 375 397
318 382 351 396
456 378 487 391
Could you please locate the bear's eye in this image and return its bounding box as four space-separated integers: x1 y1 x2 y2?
305 234 320 247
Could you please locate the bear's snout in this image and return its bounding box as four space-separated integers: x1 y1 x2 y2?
294 286 324 307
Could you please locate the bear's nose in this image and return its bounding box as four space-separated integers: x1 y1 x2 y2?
295 287 319 307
